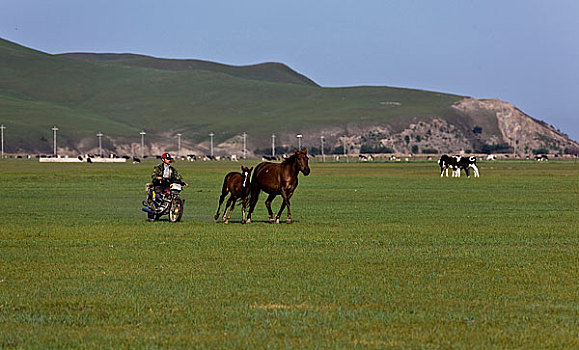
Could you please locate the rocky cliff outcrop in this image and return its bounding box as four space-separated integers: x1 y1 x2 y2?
452 98 578 154
310 97 578 155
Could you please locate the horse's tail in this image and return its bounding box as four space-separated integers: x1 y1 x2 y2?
220 179 229 196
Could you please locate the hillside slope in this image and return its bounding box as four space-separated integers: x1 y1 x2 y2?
1 38 576 156
59 52 319 87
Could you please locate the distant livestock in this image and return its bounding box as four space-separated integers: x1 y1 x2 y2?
262 155 280 161
438 155 480 178
358 154 374 161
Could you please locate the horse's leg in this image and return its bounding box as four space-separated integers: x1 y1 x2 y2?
221 193 235 224
246 188 260 224
226 197 237 224
285 192 294 224
241 196 248 224
221 195 232 222
275 201 286 224
265 193 276 223
215 191 228 221
276 190 293 224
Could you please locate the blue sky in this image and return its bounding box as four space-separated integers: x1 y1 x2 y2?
2 0 578 140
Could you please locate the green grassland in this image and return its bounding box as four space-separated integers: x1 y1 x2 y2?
1 159 578 348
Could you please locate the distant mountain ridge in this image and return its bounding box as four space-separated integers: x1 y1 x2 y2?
1 38 577 156
58 52 319 86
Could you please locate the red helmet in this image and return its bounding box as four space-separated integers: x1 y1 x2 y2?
162 152 173 161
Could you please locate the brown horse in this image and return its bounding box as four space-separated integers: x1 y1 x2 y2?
214 166 253 224
246 149 310 224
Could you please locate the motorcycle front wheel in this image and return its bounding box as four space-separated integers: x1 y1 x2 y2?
169 197 184 222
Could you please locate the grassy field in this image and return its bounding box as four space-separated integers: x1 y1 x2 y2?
0 159 577 348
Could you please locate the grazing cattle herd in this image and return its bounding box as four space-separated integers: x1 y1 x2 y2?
437 155 480 178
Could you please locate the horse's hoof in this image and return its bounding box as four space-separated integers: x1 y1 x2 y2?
246 219 251 224
275 219 280 224
214 215 219 220
269 218 275 224
224 220 229 224
286 219 293 224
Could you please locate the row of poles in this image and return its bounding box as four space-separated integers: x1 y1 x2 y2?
0 125 62 159
0 126 251 159
0 125 350 161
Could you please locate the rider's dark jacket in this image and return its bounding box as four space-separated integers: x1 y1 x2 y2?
152 163 183 185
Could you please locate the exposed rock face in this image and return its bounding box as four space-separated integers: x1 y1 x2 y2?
373 118 472 154
452 98 578 154
316 98 578 155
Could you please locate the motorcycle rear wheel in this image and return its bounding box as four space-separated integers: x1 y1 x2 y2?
169 198 184 222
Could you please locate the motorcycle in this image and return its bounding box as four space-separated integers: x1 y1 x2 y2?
142 179 186 222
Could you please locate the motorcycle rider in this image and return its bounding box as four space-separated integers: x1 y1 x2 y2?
152 152 189 191
146 152 188 222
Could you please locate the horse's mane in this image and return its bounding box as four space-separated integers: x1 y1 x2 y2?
281 152 299 165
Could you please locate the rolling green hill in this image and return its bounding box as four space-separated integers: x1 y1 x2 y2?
1 38 575 156
59 52 319 87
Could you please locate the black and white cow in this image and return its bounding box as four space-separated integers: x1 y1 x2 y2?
438 155 480 178
455 156 480 177
437 155 455 177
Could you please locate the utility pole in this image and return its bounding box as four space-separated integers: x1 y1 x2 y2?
209 132 215 157
271 133 276 157
320 135 325 162
52 126 59 156
343 136 348 163
176 133 182 158
96 132 103 157
0 124 5 159
140 130 146 158
242 132 247 159
297 134 303 150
